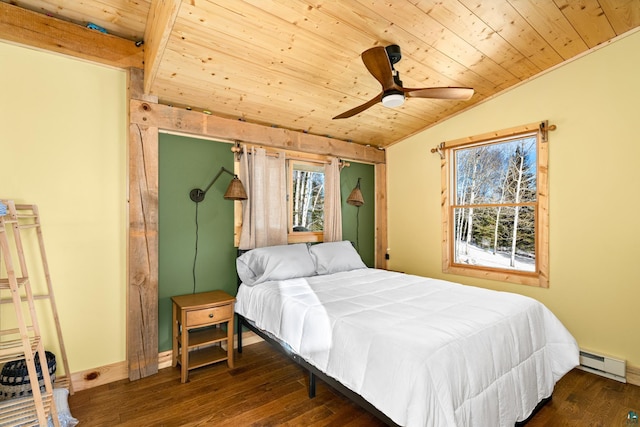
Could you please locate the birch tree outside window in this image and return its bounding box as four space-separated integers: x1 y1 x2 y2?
441 123 549 287
289 161 325 242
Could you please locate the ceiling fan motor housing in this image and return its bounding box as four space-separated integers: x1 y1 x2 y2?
385 44 402 65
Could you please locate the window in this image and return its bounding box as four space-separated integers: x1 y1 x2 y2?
289 161 324 242
441 122 549 287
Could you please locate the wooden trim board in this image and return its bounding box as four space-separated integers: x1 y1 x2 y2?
70 331 264 391
628 365 640 387
69 333 640 392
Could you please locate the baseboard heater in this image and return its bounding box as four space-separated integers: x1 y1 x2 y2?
578 349 626 383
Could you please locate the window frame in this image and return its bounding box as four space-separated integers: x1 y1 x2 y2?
288 159 325 244
441 122 549 288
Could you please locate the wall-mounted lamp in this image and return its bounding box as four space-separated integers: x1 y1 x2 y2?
189 167 247 203
347 177 365 207
347 177 364 252
189 166 247 294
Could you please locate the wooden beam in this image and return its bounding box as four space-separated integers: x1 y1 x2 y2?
375 163 388 269
128 68 159 103
129 100 386 164
0 2 143 69
128 122 160 381
143 0 181 93
127 71 159 381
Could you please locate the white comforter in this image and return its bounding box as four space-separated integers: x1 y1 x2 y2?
235 268 578 427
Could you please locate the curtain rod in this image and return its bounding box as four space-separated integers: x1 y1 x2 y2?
234 142 346 166
430 120 557 159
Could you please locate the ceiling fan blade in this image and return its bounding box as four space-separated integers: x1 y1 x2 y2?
404 87 474 100
333 92 383 119
361 47 395 90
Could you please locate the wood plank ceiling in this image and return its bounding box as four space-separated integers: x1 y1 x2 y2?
4 0 640 148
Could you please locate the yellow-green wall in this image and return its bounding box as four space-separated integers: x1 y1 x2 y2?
387 30 640 367
2 27 639 377
0 41 127 372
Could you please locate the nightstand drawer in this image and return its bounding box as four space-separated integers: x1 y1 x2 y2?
186 304 233 327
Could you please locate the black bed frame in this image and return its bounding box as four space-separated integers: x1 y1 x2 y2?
234 250 549 426
236 312 400 426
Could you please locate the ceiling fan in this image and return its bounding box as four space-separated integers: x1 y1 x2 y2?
333 45 474 119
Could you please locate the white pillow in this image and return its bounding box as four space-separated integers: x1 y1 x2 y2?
309 241 367 275
236 243 316 286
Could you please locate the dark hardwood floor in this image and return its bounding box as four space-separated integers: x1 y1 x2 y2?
68 341 640 426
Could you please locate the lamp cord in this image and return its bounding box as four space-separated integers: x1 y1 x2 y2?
355 206 360 252
192 202 199 294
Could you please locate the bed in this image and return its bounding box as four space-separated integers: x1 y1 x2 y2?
234 241 579 427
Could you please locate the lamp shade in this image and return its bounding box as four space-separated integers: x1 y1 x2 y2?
347 178 364 207
224 177 248 200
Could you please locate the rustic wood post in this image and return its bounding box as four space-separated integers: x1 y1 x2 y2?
127 68 159 380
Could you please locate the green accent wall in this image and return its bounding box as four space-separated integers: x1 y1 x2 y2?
158 133 376 351
340 162 375 267
159 134 238 352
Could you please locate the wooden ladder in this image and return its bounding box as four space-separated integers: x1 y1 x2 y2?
0 200 67 426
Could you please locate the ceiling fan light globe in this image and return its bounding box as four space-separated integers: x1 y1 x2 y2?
382 93 405 108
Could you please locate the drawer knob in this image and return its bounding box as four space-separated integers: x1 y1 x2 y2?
209 313 214 318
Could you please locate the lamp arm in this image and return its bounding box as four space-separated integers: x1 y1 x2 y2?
202 167 235 194
190 166 236 203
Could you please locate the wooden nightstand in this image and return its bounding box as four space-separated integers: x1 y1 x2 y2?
171 290 235 383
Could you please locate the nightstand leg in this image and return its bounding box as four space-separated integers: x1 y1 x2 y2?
172 302 178 367
227 316 234 369
180 312 189 383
